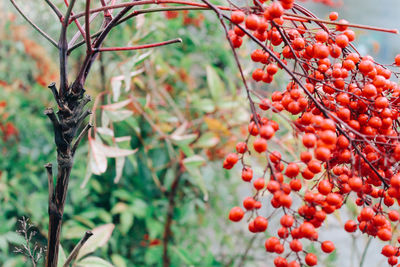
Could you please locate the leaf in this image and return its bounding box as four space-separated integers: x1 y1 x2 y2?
171 246 194 265
89 138 107 175
185 165 208 202
96 127 114 137
76 224 115 260
131 199 148 218
114 157 125 183
194 132 220 148
76 256 114 267
101 110 110 128
102 99 132 111
81 158 93 188
206 65 224 102
111 78 122 102
111 254 127 267
100 145 137 158
170 134 197 146
183 155 206 168
204 117 230 135
105 110 133 122
57 245 67 267
111 202 129 214
120 211 134 235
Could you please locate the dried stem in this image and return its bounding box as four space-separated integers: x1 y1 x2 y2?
63 231 93 267
69 0 233 20
95 38 182 52
72 123 92 155
284 12 399 34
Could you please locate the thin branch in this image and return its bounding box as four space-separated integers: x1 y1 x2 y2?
72 123 92 155
285 12 399 34
71 5 134 91
59 0 77 97
237 235 257 267
359 237 372 267
69 0 233 20
117 6 210 25
100 0 113 18
85 0 92 52
68 12 100 50
44 0 63 20
63 231 93 267
199 0 260 126
48 82 64 110
9 0 58 47
94 38 182 52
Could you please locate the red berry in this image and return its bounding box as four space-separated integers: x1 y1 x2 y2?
243 197 256 210
305 253 317 266
321 241 335 253
289 239 303 252
329 12 338 21
344 220 357 232
254 216 269 232
253 138 268 153
285 163 300 178
245 15 259 30
254 178 266 190
229 207 244 222
231 10 245 24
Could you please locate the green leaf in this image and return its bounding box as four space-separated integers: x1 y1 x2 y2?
171 246 194 265
185 165 208 202
120 211 134 235
104 110 133 122
76 224 115 260
76 256 114 267
57 245 67 267
206 65 224 102
194 132 220 148
111 254 127 267
131 199 148 218
170 134 197 146
183 155 206 168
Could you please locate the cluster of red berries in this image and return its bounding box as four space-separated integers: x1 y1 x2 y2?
224 0 400 266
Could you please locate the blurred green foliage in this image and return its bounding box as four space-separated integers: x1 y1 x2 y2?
0 3 262 266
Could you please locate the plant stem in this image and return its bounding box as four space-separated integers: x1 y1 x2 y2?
359 237 372 267
163 169 183 267
237 235 257 267
95 38 182 52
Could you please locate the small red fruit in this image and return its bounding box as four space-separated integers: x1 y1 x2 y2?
229 207 244 222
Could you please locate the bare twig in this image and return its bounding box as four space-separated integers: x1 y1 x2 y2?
237 235 257 267
63 231 93 267
9 0 58 47
359 237 372 267
85 0 92 52
44 0 63 20
72 123 93 155
94 38 182 52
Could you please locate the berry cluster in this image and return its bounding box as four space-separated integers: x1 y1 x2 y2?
224 0 400 266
